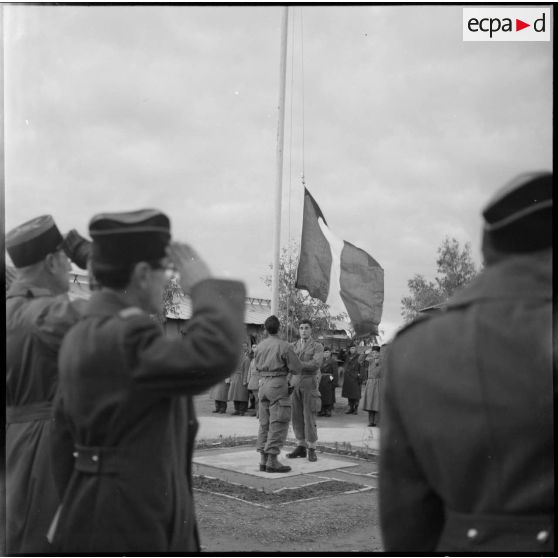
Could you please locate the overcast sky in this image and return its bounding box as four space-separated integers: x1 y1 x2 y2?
3 4 553 341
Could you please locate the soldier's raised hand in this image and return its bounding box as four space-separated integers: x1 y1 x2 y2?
167 242 211 295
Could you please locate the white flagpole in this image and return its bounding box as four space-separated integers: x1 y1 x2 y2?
271 6 289 316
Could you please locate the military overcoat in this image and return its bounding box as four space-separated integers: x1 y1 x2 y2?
341 353 363 399
6 281 84 554
50 278 245 553
379 251 554 553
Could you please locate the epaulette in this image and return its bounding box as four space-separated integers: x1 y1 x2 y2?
118 307 144 320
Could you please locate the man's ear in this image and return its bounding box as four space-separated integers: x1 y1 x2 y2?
43 253 57 275
129 262 152 289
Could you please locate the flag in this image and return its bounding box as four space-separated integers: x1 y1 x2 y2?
295 188 384 336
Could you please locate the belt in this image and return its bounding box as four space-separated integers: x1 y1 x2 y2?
73 444 120 474
439 509 554 552
6 402 52 423
260 371 288 377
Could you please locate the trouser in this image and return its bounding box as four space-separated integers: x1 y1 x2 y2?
248 392 256 409
233 401 248 413
214 400 227 413
291 375 319 445
257 376 291 455
348 398 359 410
250 390 259 415
368 410 379 425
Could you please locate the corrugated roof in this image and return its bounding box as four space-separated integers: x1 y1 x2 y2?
6 267 270 324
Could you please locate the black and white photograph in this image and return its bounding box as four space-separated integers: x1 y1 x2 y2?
3 3 553 554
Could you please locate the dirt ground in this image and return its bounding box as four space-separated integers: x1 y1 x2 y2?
193 393 384 553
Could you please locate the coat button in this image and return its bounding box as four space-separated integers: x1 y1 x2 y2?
72 452 78 458
537 530 549 543
467 528 478 539
91 454 99 462
188 420 195 426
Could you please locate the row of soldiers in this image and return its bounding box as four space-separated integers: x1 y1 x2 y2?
6 209 247 553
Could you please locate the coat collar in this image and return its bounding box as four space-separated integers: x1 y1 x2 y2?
85 289 145 318
448 251 551 309
7 279 58 300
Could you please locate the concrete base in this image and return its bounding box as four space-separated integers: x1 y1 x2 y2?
193 448 359 478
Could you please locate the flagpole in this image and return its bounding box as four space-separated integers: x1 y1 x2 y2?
271 6 289 316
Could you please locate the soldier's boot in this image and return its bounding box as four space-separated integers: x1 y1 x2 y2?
307 448 317 462
259 452 268 472
286 445 307 459
266 454 291 473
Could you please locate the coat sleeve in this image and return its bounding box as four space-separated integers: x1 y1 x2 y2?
301 342 324 373
284 345 303 375
33 296 87 351
129 278 246 395
379 345 444 551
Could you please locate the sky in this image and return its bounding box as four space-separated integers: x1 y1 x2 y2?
3 4 553 341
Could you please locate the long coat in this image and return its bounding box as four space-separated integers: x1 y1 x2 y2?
5 281 85 554
362 354 382 412
379 251 554 553
246 357 259 391
228 352 250 402
50 279 245 553
318 357 338 406
208 380 230 402
341 353 363 399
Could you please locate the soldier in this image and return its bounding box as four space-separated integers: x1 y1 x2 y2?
5 216 90 554
49 209 246 553
255 315 303 473
379 171 554 552
287 319 324 462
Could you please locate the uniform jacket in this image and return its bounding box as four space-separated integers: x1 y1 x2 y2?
51 278 246 553
254 334 303 376
228 351 250 402
380 251 554 553
290 338 324 388
341 353 363 399
318 357 338 406
6 281 85 554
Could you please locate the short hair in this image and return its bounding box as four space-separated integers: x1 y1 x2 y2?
349 343 356 349
299 319 312 328
90 261 135 290
323 346 331 352
371 345 381 352
264 315 280 334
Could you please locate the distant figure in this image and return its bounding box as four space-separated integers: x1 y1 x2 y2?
50 209 246 553
5 216 90 554
246 343 260 416
318 346 338 417
228 342 251 415
380 171 554 552
254 315 303 473
287 320 324 462
209 377 230 414
342 344 363 414
362 345 382 427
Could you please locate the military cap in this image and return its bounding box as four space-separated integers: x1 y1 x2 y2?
482 171 552 252
89 209 171 268
6 215 64 268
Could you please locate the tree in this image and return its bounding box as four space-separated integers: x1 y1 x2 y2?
401 237 479 323
262 244 347 341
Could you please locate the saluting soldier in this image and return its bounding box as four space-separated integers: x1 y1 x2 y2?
49 209 246 553
380 171 554 552
5 216 90 554
287 319 324 462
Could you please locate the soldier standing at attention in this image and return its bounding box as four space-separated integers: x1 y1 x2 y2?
5 216 90 554
254 315 303 473
380 171 554 553
287 319 324 462
49 209 246 553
